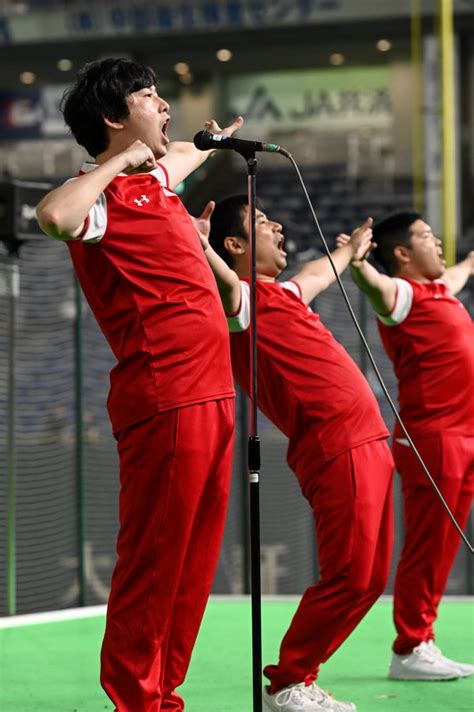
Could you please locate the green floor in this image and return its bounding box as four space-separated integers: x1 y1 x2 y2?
1 599 473 711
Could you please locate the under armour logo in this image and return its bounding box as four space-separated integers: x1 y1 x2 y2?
134 195 150 207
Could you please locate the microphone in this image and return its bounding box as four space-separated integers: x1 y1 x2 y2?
193 130 290 158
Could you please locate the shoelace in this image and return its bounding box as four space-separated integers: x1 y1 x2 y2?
274 683 322 707
274 682 332 708
412 642 438 663
306 683 333 703
426 640 443 658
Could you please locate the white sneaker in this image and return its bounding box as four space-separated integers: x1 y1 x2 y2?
426 640 474 678
262 682 356 711
389 641 462 680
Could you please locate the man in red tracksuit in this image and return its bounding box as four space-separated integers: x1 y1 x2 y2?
345 211 474 681
203 194 395 712
36 58 242 711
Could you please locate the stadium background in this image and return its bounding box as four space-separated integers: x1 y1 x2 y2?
0 0 473 617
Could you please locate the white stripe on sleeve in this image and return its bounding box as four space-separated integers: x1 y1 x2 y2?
280 280 301 298
151 164 168 188
82 193 107 243
377 278 413 325
227 281 250 332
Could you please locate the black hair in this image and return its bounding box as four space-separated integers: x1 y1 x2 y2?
61 58 157 157
372 211 422 276
209 194 253 267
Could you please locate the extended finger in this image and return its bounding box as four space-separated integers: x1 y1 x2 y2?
199 200 215 221
352 217 373 236
205 119 221 133
221 115 244 136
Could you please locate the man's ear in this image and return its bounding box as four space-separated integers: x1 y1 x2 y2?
103 116 125 130
224 236 246 256
393 244 411 265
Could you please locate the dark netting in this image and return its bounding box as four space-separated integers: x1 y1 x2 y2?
212 389 247 594
81 304 119 607
258 415 318 595
0 242 8 615
0 238 77 615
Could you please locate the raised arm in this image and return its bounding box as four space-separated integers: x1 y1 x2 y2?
160 116 244 190
342 233 397 314
291 218 374 304
442 251 474 295
193 202 242 316
36 140 156 241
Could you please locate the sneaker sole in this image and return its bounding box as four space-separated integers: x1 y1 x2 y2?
450 668 474 678
388 671 460 681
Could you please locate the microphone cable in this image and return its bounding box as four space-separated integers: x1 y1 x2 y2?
281 150 473 554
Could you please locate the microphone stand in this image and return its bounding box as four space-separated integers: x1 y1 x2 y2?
244 150 262 712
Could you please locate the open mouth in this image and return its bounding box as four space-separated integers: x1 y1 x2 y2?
161 118 170 142
276 234 287 256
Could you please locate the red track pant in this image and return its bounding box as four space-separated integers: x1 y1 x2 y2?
100 399 234 711
264 439 394 692
392 433 474 655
